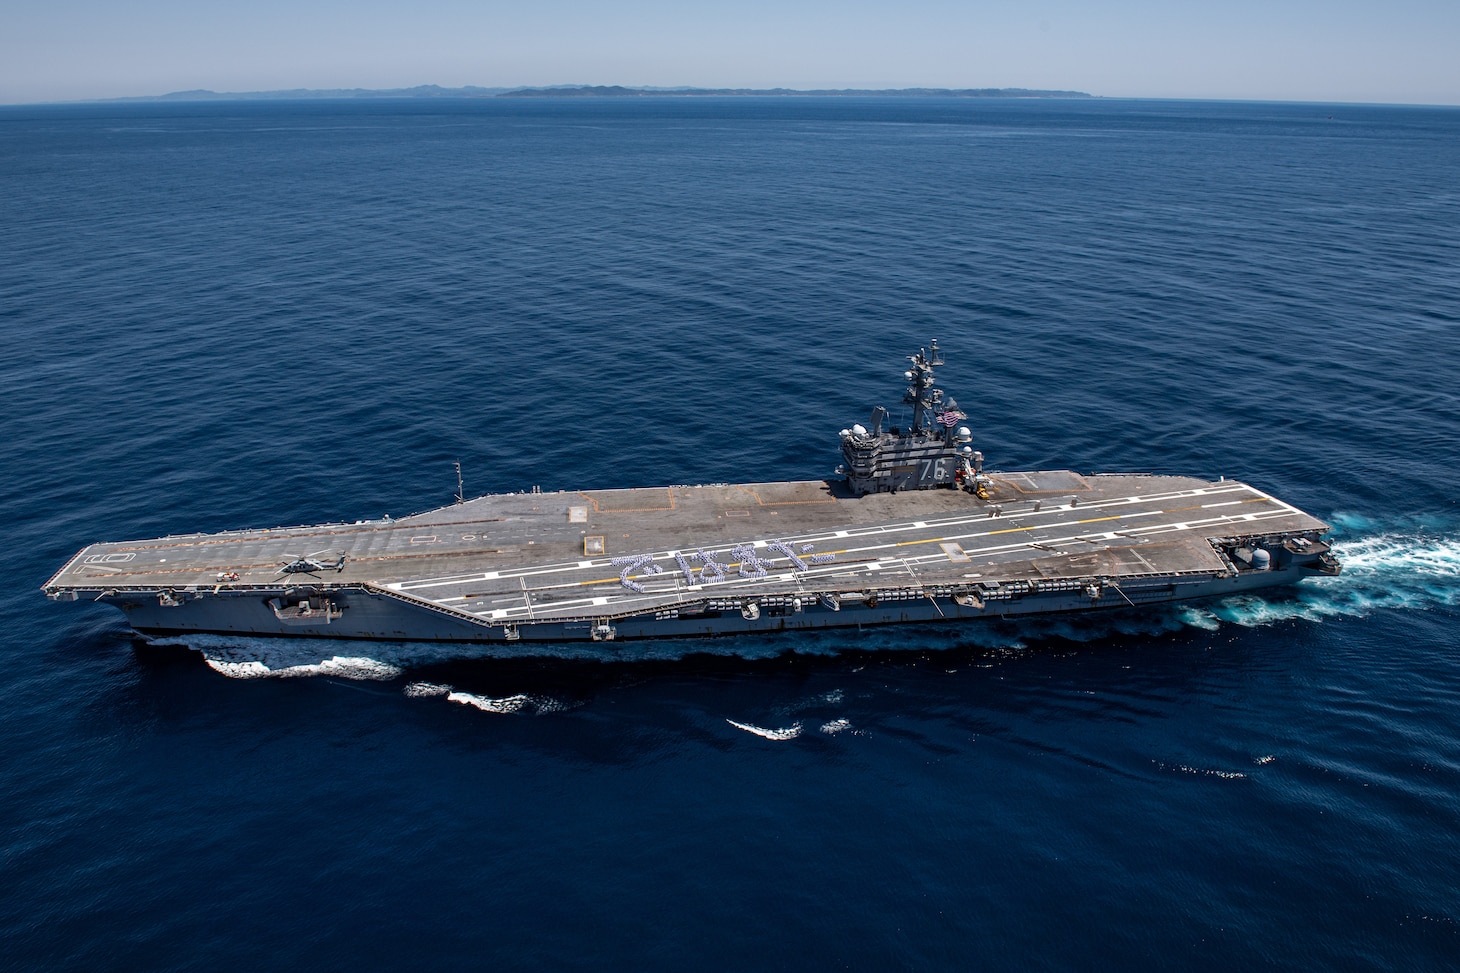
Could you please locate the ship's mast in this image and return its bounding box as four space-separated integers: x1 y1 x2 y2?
904 339 945 434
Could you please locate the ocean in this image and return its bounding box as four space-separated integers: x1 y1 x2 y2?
2 96 1458 970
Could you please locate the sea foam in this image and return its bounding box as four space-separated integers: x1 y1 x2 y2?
726 719 803 740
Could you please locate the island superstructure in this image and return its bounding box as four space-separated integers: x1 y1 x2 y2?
43 341 1339 643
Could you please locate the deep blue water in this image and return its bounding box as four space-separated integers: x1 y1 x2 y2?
3 97 1459 970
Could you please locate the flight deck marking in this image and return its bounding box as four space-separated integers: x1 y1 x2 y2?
575 488 676 513
388 484 1279 597
441 507 1309 617
408 504 1259 598
552 507 1304 601
84 553 135 564
140 483 1267 595
732 485 839 506
578 507 1307 606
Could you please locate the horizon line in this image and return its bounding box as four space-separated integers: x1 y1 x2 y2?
5 83 1459 110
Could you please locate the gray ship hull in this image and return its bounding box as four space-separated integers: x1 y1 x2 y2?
44 471 1338 645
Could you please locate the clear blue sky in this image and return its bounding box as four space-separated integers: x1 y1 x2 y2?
4 0 1457 105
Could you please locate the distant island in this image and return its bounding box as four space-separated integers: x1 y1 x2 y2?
110 84 1091 103
113 85 513 102
499 85 1092 99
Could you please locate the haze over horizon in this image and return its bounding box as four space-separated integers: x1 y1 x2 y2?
4 0 1457 107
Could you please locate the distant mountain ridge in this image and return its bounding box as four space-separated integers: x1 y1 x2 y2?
111 84 1092 103
500 85 1092 98
113 85 514 101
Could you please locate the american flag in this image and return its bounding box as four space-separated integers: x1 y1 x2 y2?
936 410 966 427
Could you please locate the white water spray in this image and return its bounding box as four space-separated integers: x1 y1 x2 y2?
1180 532 1460 630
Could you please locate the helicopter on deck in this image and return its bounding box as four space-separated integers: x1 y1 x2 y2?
277 552 347 580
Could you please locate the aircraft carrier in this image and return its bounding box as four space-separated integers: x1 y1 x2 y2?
43 341 1339 643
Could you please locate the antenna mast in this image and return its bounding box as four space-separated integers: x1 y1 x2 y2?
904 338 945 434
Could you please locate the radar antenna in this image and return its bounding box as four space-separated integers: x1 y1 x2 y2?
904 339 946 434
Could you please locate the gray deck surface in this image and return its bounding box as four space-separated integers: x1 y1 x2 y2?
46 471 1329 624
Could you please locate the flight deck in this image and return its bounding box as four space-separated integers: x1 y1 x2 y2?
43 471 1336 642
